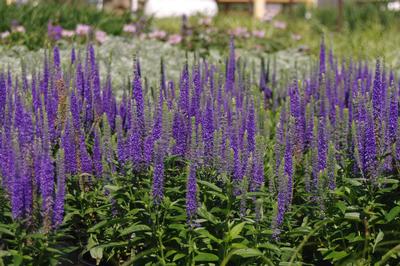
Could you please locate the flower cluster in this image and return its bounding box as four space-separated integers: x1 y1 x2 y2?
273 41 400 235
0 40 266 230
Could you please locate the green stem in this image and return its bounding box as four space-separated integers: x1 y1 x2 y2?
188 229 195 266
156 209 166 265
362 218 370 263
158 232 165 265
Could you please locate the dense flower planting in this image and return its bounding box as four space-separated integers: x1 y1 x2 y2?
0 39 400 265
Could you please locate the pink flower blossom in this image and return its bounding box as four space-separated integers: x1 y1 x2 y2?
273 21 287 30
76 24 91 36
123 24 136 34
167 34 182 45
62 30 75 38
0 31 10 39
252 30 265 38
148 30 167 40
95 30 107 44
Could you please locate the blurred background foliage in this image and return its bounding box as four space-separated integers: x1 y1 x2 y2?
1 0 400 58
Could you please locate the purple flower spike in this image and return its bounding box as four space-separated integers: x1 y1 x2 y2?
152 142 165 205
247 101 256 154
53 149 66 227
62 118 77 175
202 100 214 165
365 112 377 180
93 128 103 177
186 162 197 224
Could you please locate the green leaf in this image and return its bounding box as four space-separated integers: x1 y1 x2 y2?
0 227 14 237
195 228 222 244
221 248 266 266
119 224 151 236
0 250 11 258
234 248 263 258
373 231 384 253
324 251 348 262
165 250 177 258
104 185 120 192
344 212 361 221
197 207 219 224
347 179 362 186
168 223 185 231
381 178 399 184
12 253 23 266
288 226 311 236
197 180 222 192
173 253 185 262
90 247 103 265
46 248 65 256
246 191 268 197
194 252 219 262
87 220 108 233
336 201 346 214
385 206 400 222
98 241 129 249
229 222 246 240
205 190 227 200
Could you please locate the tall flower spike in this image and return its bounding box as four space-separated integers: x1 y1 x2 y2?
179 62 190 114
273 162 286 239
284 118 294 207
152 141 165 205
318 116 328 172
247 101 256 154
386 85 398 145
71 47 76 65
10 137 23 219
93 127 103 177
327 142 336 190
372 60 381 124
53 46 61 78
172 111 187 157
186 162 197 225
133 57 145 142
79 131 92 174
62 117 77 174
203 99 214 165
53 149 66 227
40 110 55 219
250 145 264 193
191 65 202 117
115 115 127 163
365 112 377 180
